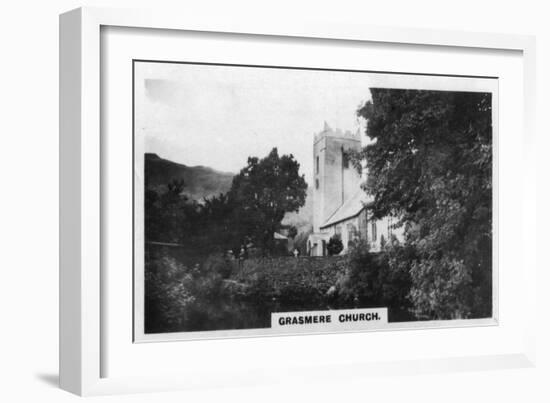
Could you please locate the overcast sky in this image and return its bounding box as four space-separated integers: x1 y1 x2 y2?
134 62 375 180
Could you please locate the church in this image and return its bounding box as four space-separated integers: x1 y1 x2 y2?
307 123 402 257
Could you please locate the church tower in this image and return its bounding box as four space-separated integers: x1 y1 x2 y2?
312 122 362 233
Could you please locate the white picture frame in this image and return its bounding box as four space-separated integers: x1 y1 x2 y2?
59 6 537 396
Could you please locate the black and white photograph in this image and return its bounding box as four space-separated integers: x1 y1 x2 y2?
133 61 496 340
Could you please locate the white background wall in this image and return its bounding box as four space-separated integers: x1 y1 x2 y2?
0 0 548 401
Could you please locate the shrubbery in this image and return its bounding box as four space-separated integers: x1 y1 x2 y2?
235 256 348 308
144 252 237 333
336 238 413 317
327 235 344 256
144 256 196 333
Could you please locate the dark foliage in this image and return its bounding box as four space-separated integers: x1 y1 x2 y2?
337 239 412 312
227 148 308 253
327 235 344 256
235 256 349 310
357 89 493 319
145 250 251 333
144 178 202 244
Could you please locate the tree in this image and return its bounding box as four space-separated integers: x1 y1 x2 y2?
357 89 492 320
327 235 343 256
228 148 307 253
144 178 201 244
198 193 236 253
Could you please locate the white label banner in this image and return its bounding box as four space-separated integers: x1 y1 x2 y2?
271 308 388 331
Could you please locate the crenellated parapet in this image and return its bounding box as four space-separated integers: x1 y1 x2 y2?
314 121 360 144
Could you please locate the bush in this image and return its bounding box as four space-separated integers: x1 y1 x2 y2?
144 254 232 333
235 256 348 308
327 235 343 256
337 240 376 302
337 239 413 312
203 253 235 279
145 256 196 333
409 257 473 320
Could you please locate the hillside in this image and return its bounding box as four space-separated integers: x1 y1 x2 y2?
144 153 234 201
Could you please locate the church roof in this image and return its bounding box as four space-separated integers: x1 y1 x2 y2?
320 190 370 229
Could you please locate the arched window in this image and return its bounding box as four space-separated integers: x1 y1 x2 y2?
342 149 349 169
346 223 358 248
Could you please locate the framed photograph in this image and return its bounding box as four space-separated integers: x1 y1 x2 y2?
60 7 537 396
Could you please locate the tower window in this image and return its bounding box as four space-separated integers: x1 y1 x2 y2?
371 222 377 242
342 149 349 169
316 156 319 174
315 179 319 189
